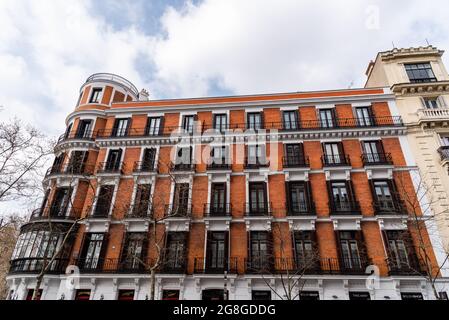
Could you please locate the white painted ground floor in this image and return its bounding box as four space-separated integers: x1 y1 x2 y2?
6 273 449 300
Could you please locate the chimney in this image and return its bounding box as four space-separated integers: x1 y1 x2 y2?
138 89 150 101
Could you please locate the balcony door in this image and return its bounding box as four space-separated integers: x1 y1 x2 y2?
68 151 89 174
94 185 114 217
165 233 187 271
132 184 152 217
373 181 395 211
50 187 72 217
206 232 228 271
247 112 263 130
362 140 384 163
141 148 156 171
293 231 316 270
355 107 374 127
330 182 352 212
211 183 227 215
146 117 162 136
80 233 107 270
319 109 336 128
213 114 227 132
384 231 415 271
172 183 189 216
182 115 195 134
247 145 266 166
105 149 122 171
338 231 363 270
284 144 305 166
112 118 130 137
249 231 271 271
283 110 299 130
249 182 268 215
120 233 147 271
76 119 93 138
287 182 309 214
323 142 344 164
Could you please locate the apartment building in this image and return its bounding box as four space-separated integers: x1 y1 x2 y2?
366 46 449 272
6 69 449 300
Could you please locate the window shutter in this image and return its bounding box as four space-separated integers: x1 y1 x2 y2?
260 112 265 129
112 119 120 135
98 233 109 269
305 181 314 213
419 97 427 109
125 118 132 135
438 96 447 108
158 117 165 135
77 233 89 260
285 182 291 215
348 180 357 202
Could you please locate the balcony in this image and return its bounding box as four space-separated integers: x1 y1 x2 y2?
321 257 370 275
329 200 361 215
159 257 187 274
9 258 69 274
206 161 232 171
125 203 153 219
204 203 232 217
97 161 125 174
244 157 270 169
361 153 393 166
373 199 408 215
29 206 81 222
133 161 157 173
45 164 95 179
273 258 321 274
418 108 449 124
90 204 112 219
244 202 272 217
438 146 449 162
57 131 95 144
321 155 351 167
164 205 192 218
283 156 310 168
387 257 424 276
171 162 195 172
193 257 238 274
287 201 315 216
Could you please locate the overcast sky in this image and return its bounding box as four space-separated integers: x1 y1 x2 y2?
1 0 449 213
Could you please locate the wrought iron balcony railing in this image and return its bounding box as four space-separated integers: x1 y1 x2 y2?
206 161 232 171
244 202 272 217
373 199 408 215
125 202 153 219
321 154 351 167
329 200 361 215
58 130 96 143
170 162 196 172
361 152 393 166
287 201 315 216
244 157 270 169
193 257 238 274
45 164 95 178
29 206 81 222
97 161 126 174
283 156 310 168
164 204 192 218
204 203 232 217
9 258 69 274
133 161 157 173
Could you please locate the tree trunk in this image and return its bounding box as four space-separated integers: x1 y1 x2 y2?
149 268 156 300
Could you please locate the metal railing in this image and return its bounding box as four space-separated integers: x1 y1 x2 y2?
9 258 69 274
206 161 232 171
386 257 424 276
204 203 232 217
287 201 315 216
373 199 407 215
171 162 196 172
321 154 351 167
244 157 270 169
244 202 272 217
133 161 157 173
329 200 361 215
45 164 95 178
58 130 96 143
90 204 113 218
193 257 238 274
125 202 153 219
361 153 393 166
29 206 81 222
97 161 126 174
85 73 139 96
283 156 310 168
164 204 192 218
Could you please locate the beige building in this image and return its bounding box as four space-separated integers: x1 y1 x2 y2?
366 46 449 274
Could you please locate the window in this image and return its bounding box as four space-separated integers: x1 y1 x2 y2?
339 231 362 270
283 110 299 130
373 181 395 211
26 289 42 301
284 143 305 167
362 140 384 163
424 97 439 109
172 183 190 216
330 182 352 212
132 184 152 217
210 183 227 215
67 151 88 174
323 142 344 165
249 232 271 271
247 112 263 130
105 149 123 171
349 292 371 300
76 92 83 106
79 233 106 270
247 145 267 166
50 187 73 217
202 289 226 301
164 233 187 271
94 185 114 217
252 291 271 300
182 115 195 134
287 182 309 214
401 292 424 300
206 232 228 271
120 233 147 271
76 120 93 138
38 189 51 216
405 63 437 83
294 232 316 270
64 123 73 139
174 147 193 168
162 290 180 300
210 146 228 166
440 135 449 146
319 109 335 128
384 231 413 270
355 107 373 126
146 117 162 136
299 291 320 300
75 289 91 301
118 290 135 301
112 118 130 137
141 148 156 171
248 182 268 215
89 88 102 103
51 153 65 173
214 114 227 132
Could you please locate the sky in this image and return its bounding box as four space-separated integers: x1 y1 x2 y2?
1 0 449 213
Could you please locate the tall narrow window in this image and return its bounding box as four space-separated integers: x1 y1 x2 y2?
330 182 351 212
94 185 114 217
67 151 88 174
51 153 65 174
294 231 316 270
249 182 267 215
405 63 437 83
362 140 384 163
206 232 228 271
284 143 305 167
283 110 299 130
105 149 122 172
89 88 102 103
120 233 146 271
288 182 309 214
210 183 227 215
164 233 187 271
355 107 373 126
76 120 93 138
112 118 130 137
174 147 193 170
50 187 72 217
141 148 156 171
323 142 344 165
423 97 439 109
132 184 152 218
214 114 227 132
247 145 266 167
319 109 335 128
373 181 395 212
80 233 106 270
339 231 362 270
172 183 190 216
247 112 263 130
64 123 73 139
249 231 271 271
384 231 414 271
182 115 195 134
146 117 162 136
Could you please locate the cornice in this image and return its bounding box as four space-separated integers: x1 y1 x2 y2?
391 81 449 96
